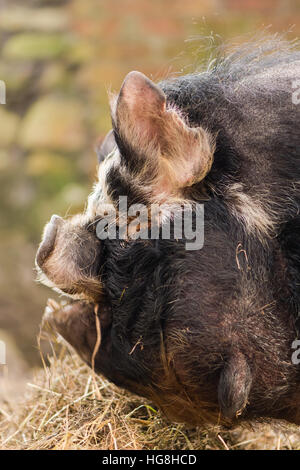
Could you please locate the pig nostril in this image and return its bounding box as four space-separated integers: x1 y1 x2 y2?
36 215 63 268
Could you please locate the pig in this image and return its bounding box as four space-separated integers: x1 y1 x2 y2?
36 37 300 426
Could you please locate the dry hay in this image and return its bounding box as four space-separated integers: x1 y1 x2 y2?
1 340 300 450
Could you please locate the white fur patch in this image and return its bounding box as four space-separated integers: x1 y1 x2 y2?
86 149 120 216
226 183 276 238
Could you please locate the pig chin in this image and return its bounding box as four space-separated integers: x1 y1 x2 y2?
35 214 103 302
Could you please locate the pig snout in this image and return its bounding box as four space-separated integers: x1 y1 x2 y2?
36 213 104 301
36 215 63 269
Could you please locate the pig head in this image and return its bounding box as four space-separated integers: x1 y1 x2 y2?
36 41 300 426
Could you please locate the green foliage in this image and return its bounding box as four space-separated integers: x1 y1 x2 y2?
3 33 72 61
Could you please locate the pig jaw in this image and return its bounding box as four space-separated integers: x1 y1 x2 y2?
42 298 300 427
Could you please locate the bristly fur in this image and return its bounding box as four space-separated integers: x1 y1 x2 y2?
37 36 300 426
91 36 300 237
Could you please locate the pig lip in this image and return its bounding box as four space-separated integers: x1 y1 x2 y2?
35 215 62 269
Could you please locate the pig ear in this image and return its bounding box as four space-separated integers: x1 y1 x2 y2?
117 71 165 118
112 71 215 196
95 130 116 163
218 352 252 420
113 71 166 148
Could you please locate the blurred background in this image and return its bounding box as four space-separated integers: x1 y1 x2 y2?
0 0 299 380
